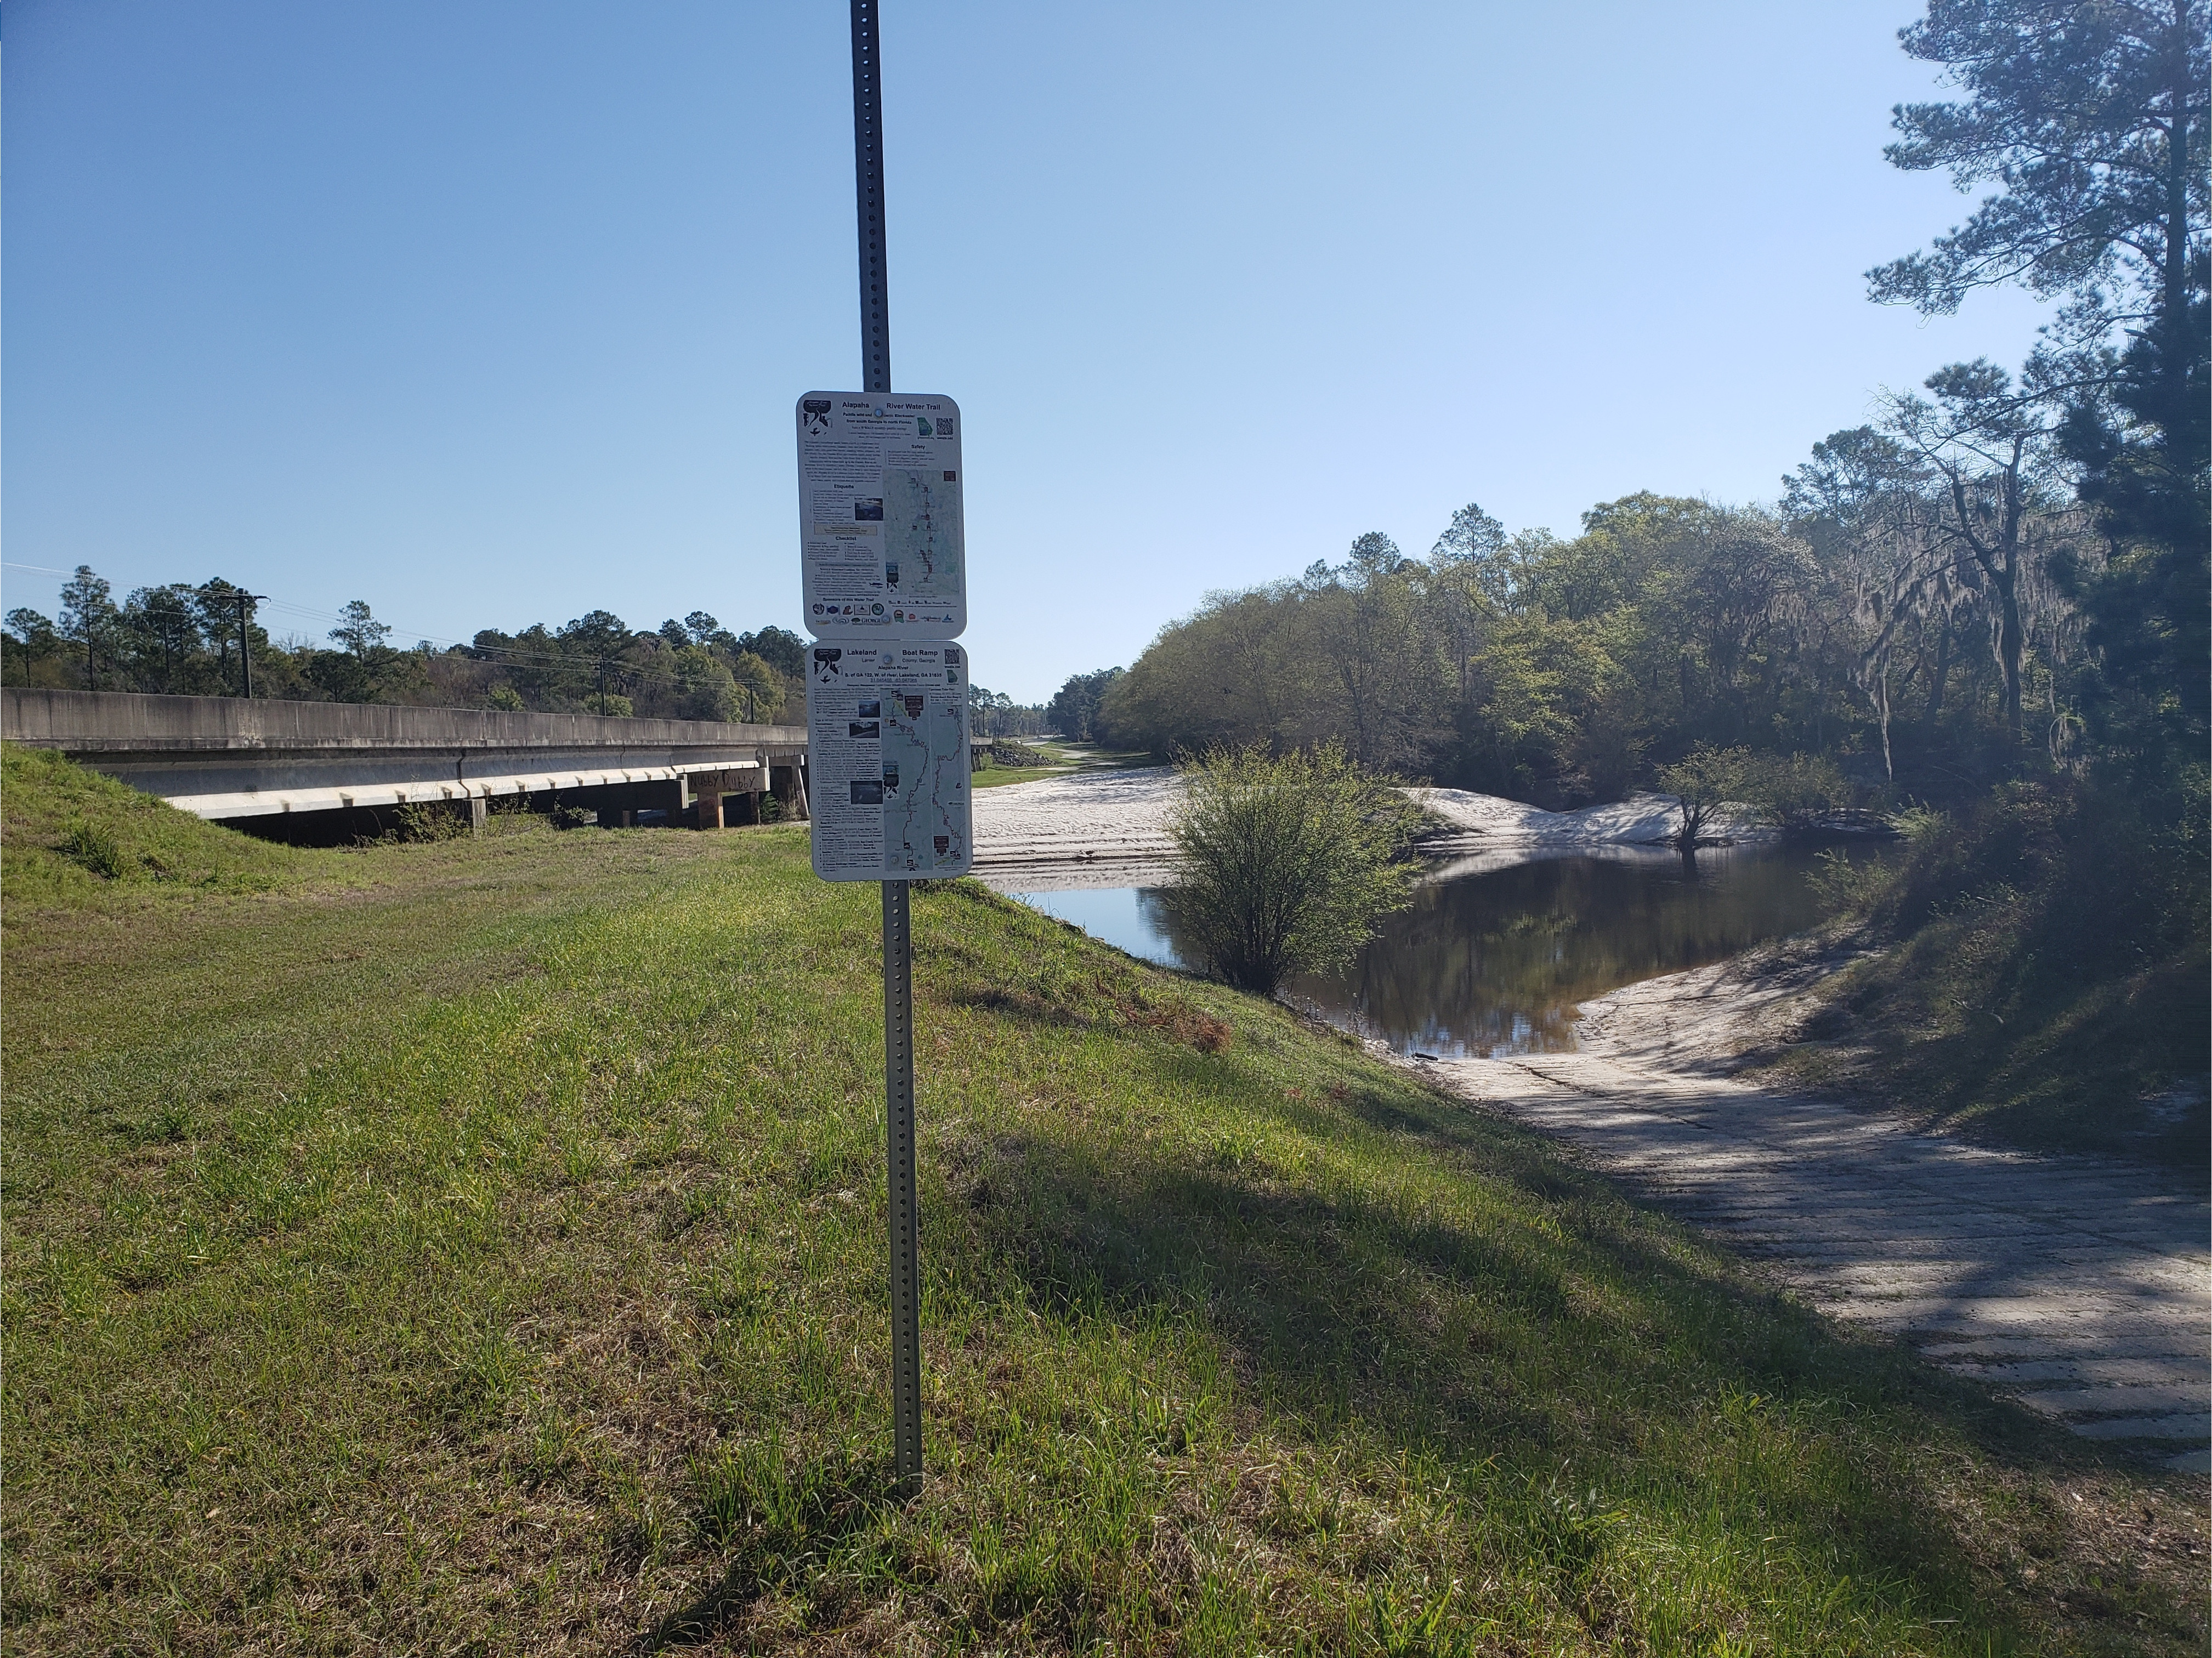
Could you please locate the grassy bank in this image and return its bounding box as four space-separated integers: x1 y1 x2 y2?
969 739 1158 790
3 752 2202 1654
1759 781 2210 1171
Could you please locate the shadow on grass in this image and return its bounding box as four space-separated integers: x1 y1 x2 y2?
639 1444 906 1650
955 1104 2103 1615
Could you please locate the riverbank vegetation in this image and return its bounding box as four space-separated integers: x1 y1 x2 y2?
1097 1 2208 1157
4 752 2203 1653
1766 779 2210 1167
1165 745 1423 993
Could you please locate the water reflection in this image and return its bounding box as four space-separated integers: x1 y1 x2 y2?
1010 844 1865 1057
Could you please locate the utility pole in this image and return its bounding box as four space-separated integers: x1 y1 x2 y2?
849 0 923 1496
233 593 269 698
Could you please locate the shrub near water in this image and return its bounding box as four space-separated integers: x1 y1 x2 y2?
1166 743 1424 993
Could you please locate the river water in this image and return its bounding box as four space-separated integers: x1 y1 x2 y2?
1006 844 1865 1057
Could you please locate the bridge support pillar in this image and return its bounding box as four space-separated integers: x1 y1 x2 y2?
469 797 487 836
695 791 723 830
770 762 810 822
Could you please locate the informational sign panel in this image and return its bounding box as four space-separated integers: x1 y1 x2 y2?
796 391 965 638
807 641 973 881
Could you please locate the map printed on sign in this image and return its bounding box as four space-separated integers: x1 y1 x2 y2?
806 641 973 881
796 391 965 637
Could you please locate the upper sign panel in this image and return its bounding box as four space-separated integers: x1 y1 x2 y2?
796 391 965 638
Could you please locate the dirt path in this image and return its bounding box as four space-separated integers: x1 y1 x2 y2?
1420 1039 2210 1472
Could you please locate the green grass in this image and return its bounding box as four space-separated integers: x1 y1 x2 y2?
972 762 1072 790
1 746 332 907
3 753 2203 1654
971 740 1162 788
1759 784 2210 1171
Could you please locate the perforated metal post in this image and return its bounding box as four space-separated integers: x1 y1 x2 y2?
880 878 921 1490
852 0 923 1494
853 0 891 396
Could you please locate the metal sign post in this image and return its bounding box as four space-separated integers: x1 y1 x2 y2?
851 0 923 1495
797 0 967 1497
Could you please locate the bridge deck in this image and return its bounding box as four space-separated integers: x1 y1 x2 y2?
1 688 809 820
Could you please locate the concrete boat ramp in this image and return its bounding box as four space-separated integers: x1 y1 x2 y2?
1426 1046 2209 1472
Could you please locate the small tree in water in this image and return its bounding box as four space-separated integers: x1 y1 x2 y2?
1656 745 1754 851
1658 746 1855 850
1165 744 1423 994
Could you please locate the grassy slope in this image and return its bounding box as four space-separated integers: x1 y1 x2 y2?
1 746 330 907
1754 793 2210 1171
2 754 2202 1655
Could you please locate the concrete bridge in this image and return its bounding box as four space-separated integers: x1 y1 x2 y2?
1 688 810 833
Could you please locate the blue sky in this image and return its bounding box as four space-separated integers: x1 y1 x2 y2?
5 2 2055 702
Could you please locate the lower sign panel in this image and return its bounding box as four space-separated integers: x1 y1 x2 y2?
807 641 974 881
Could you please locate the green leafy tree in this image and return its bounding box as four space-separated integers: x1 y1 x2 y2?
1047 667 1124 741
2 607 69 689
729 652 783 722
330 600 392 657
1880 361 2066 746
1306 533 1446 770
1655 744 1756 851
1873 0 2208 762
1742 751 1854 831
5 608 58 654
1164 744 1423 994
671 645 740 722
735 626 807 678
1870 0 2205 364
127 585 202 692
2057 294 2210 759
59 566 117 690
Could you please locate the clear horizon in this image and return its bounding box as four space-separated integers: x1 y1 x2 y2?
6 1 2057 703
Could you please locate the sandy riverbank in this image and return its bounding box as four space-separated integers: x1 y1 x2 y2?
969 767 1758 888
1411 786 1773 850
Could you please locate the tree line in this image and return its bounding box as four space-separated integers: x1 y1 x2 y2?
1088 0 2204 830
1091 451 2100 813
1 572 1064 739
2 578 813 725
